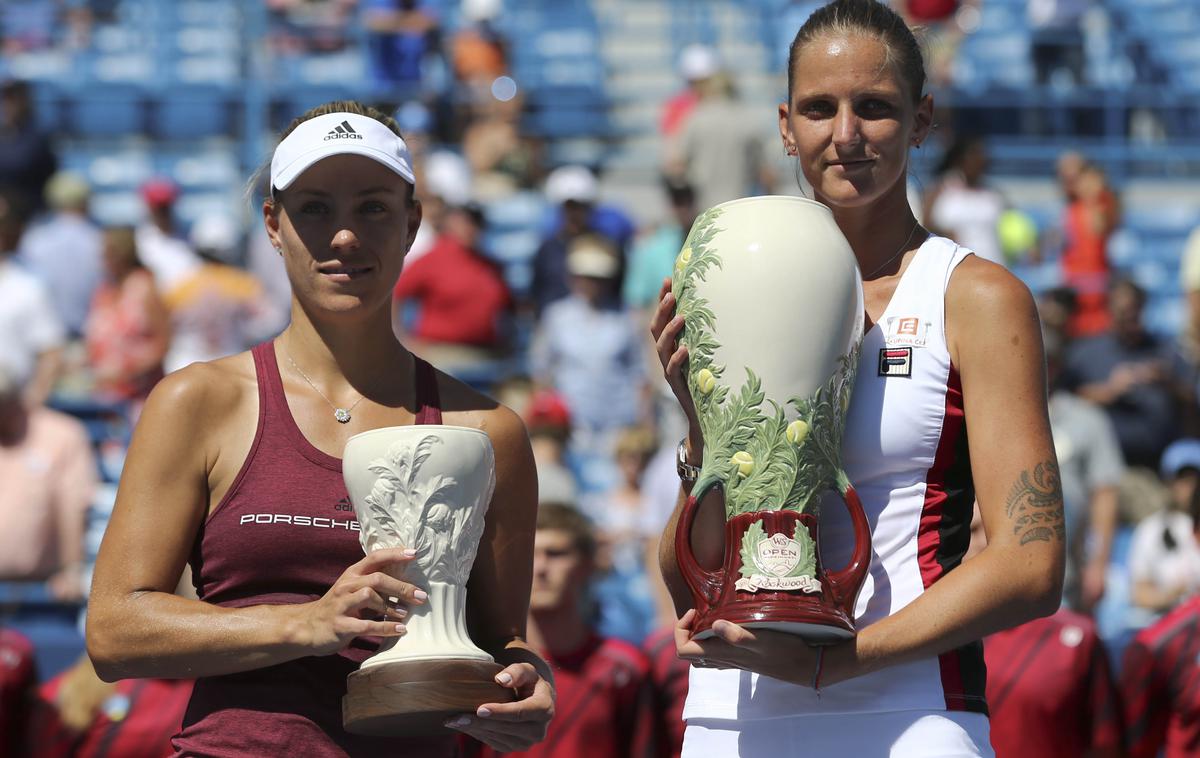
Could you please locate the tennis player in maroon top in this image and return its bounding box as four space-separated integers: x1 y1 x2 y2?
1122 594 1200 758
85 101 553 757
473 504 657 758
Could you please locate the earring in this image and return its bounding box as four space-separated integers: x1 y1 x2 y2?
786 145 797 156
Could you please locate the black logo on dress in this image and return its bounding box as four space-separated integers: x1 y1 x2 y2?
334 496 355 512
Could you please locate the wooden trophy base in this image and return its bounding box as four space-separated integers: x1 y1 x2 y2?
343 658 516 736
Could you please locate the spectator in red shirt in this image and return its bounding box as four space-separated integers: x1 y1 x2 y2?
966 506 1125 757
30 653 193 758
1122 504 1200 758
986 612 1125 757
473 503 657 758
643 626 689 758
0 627 37 756
392 202 512 370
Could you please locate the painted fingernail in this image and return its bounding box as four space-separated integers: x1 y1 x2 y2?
446 716 470 728
395 624 407 634
414 589 428 601
477 707 492 718
402 548 418 558
394 607 408 618
496 672 513 686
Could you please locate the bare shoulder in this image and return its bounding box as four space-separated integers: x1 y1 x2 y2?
133 352 257 457
435 370 530 454
143 353 255 421
946 254 1037 319
945 254 1040 362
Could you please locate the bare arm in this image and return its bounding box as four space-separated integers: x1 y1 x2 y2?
1131 578 1187 613
24 346 63 408
86 363 417 681
1080 484 1119 613
826 259 1065 680
46 424 97 601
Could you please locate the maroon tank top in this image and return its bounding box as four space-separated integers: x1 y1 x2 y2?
174 342 457 757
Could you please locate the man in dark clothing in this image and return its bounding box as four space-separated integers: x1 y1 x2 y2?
0 80 57 214
1063 277 1181 469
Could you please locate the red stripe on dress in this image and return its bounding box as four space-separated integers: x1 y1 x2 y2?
918 365 967 710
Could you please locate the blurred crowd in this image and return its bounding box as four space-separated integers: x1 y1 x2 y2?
2 1 1200 757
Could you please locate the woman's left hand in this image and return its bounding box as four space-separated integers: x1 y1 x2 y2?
674 609 850 688
445 662 554 752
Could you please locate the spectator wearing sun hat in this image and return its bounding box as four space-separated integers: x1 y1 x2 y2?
17 171 103 338
531 165 635 315
530 235 647 446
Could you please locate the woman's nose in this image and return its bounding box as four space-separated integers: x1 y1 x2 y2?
832 107 861 148
330 227 360 252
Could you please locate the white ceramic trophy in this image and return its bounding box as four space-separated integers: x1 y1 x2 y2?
664 195 873 644
341 425 512 736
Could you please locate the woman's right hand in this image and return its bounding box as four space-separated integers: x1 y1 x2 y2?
650 277 703 455
293 547 424 656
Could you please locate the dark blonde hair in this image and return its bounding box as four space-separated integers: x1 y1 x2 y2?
255 100 413 209
536 503 597 562
787 0 926 104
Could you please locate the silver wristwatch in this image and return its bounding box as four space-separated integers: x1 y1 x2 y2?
676 438 701 484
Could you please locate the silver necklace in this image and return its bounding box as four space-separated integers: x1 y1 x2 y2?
283 343 364 424
863 221 924 280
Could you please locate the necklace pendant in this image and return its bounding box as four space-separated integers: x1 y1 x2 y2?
334 408 352 424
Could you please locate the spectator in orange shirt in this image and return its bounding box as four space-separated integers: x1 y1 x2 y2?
1059 158 1121 337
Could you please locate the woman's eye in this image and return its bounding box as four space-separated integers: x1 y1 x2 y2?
800 101 835 118
360 201 387 214
859 100 893 118
300 201 328 215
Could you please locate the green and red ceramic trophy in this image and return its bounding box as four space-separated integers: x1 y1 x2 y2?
670 195 871 643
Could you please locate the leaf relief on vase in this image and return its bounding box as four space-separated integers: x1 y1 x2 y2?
359 434 488 586
673 206 863 520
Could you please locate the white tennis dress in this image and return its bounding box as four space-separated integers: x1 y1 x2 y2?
682 235 993 757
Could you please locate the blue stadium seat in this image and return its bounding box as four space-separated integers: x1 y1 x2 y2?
0 583 85 683
153 85 235 139
67 84 146 137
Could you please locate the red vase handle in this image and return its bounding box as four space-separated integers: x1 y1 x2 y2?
824 472 872 619
674 493 722 612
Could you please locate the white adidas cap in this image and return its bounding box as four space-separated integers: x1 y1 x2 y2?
270 111 416 192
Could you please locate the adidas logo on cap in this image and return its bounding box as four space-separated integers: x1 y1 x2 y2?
323 120 363 141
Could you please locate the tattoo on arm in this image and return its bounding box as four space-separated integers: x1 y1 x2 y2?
1004 460 1065 546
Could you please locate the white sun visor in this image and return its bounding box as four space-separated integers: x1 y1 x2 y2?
270 111 416 192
